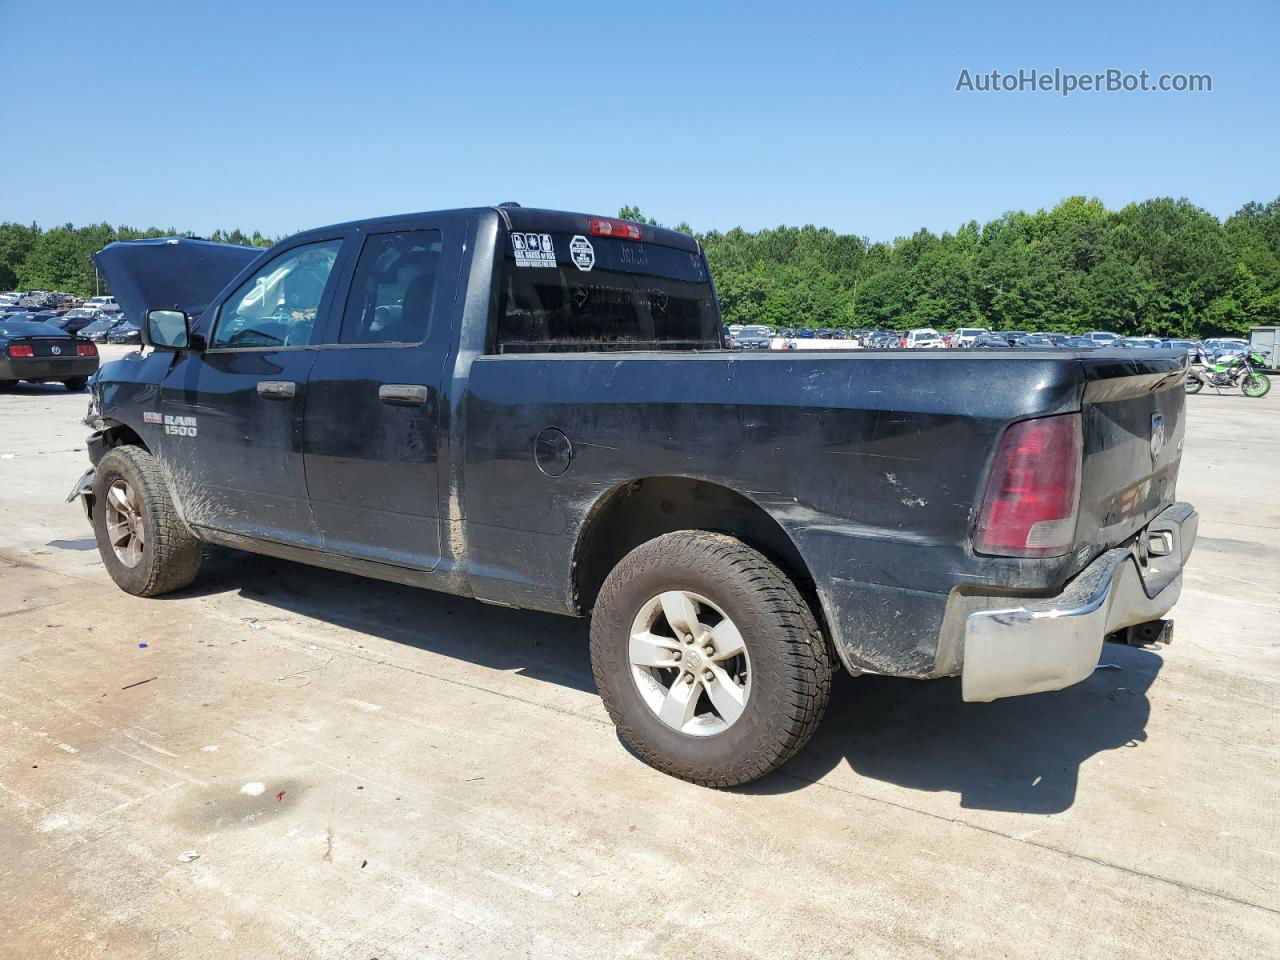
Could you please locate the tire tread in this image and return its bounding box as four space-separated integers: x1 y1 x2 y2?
95 445 201 597
589 530 831 787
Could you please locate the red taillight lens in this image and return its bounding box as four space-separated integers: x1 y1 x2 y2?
77 342 97 357
8 344 33 357
974 413 1082 557
588 217 645 241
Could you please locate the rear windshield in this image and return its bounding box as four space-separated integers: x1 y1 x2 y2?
0 320 69 337
493 230 721 353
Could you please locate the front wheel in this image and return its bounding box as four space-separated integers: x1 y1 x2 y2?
1242 372 1271 398
1184 376 1203 395
589 530 832 787
92 445 202 596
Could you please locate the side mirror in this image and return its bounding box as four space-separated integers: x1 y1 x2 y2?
144 309 192 350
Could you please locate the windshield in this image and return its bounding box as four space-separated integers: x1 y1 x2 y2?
494 230 720 353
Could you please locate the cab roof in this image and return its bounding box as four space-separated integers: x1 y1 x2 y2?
287 206 701 254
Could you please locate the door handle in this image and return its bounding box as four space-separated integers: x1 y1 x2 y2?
379 384 430 406
257 380 296 399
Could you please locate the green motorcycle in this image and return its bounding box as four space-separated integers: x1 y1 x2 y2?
1185 350 1271 398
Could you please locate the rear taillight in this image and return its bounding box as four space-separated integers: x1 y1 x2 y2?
974 413 1082 557
7 344 33 357
77 342 97 357
588 217 645 240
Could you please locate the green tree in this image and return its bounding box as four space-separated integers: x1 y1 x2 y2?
617 205 659 225
5 195 1280 338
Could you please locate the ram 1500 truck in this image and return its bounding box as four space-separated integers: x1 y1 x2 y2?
72 206 1198 787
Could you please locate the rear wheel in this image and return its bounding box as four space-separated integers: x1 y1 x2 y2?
589 531 831 787
0 380 16 390
1183 376 1203 395
1242 372 1271 398
92 446 202 596
63 377 88 392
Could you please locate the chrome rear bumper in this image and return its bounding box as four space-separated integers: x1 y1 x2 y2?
962 502 1198 702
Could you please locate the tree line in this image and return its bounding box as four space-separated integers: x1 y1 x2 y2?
655 196 1280 337
4 195 1279 337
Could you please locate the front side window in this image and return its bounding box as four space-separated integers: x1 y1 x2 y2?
340 230 442 344
211 240 341 349
493 231 720 353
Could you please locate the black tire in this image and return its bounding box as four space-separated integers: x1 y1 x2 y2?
92 445 202 596
589 531 831 787
63 377 88 392
0 380 16 390
1242 372 1271 398
1183 377 1203 395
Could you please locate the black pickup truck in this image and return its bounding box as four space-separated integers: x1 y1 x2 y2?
72 206 1198 787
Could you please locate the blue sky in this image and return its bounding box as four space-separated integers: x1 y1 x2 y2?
3 0 1276 240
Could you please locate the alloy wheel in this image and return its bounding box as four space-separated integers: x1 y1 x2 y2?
628 590 752 736
105 478 145 568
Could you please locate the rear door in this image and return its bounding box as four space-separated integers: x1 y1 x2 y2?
302 220 464 570
158 236 347 547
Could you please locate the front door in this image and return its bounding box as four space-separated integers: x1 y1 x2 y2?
158 237 345 547
303 224 461 569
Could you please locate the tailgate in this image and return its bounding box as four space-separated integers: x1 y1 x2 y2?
1076 355 1188 554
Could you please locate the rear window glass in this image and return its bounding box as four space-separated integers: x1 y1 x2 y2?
0 320 68 337
493 231 720 353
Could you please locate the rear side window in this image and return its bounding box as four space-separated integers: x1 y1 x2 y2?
340 230 443 345
493 230 720 353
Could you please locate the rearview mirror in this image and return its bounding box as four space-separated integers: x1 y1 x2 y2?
144 309 191 350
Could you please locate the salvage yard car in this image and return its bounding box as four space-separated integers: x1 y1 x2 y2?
53 307 103 336
0 318 99 390
904 327 946 349
949 327 989 349
105 321 140 344
70 206 1198 787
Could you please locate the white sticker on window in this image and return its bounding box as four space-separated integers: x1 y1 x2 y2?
569 235 595 272
512 232 556 268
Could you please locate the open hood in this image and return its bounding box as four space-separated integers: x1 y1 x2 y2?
92 238 264 322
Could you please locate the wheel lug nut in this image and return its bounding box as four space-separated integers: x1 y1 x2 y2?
703 669 714 682
672 650 682 661
703 644 714 656
685 674 695 685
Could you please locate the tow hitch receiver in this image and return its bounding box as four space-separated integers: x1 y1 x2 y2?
1109 618 1174 648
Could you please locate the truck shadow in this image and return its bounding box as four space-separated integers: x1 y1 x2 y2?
181 546 596 694
177 547 1159 812
754 643 1162 812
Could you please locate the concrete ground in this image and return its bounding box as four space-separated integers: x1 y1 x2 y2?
0 346 1276 959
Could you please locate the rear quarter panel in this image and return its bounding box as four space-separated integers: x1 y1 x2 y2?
460 352 1088 673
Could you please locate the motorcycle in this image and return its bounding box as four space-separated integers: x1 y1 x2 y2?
1185 350 1271 398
